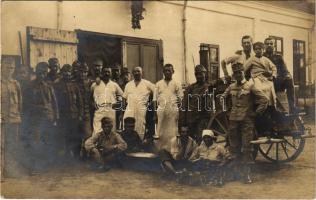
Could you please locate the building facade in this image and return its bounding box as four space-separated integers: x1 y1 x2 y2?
2 1 315 90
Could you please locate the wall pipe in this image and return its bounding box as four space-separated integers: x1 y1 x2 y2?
182 0 188 85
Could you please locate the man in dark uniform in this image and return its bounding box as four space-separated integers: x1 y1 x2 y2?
47 57 61 83
180 65 209 144
118 67 131 91
221 62 268 184
55 64 84 158
264 37 296 113
73 61 93 140
111 63 121 83
89 58 103 84
26 62 59 170
1 56 23 177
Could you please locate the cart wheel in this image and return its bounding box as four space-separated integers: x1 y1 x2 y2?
206 111 229 138
258 118 306 163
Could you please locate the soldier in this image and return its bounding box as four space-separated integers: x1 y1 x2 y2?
47 57 61 83
180 65 209 144
26 62 59 170
72 61 94 140
111 63 121 83
55 64 84 158
89 58 103 84
221 35 255 80
153 64 183 151
221 62 268 184
118 67 131 91
85 117 127 171
263 37 296 113
1 56 23 177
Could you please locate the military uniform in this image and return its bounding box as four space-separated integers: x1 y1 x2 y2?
180 65 209 143
223 67 268 164
55 79 84 157
263 52 295 112
1 78 22 176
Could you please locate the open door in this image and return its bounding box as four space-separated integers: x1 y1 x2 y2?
27 26 78 68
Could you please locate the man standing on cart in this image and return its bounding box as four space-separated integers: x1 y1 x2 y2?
221 62 268 184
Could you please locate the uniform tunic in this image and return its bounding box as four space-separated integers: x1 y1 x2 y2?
154 79 183 151
1 79 22 176
123 79 155 139
91 80 123 134
180 82 209 143
223 79 268 163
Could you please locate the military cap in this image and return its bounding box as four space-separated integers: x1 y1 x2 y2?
101 117 113 125
121 67 130 75
93 59 103 66
194 64 207 73
48 57 59 65
253 42 264 49
35 62 49 73
61 64 72 72
232 62 244 72
112 63 121 69
72 60 81 68
124 117 136 124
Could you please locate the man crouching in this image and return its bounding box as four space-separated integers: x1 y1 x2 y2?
85 117 127 171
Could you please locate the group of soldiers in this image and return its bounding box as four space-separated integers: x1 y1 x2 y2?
1 34 295 186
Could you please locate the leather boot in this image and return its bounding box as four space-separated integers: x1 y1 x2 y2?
242 165 253 184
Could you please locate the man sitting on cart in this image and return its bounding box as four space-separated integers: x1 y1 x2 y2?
221 61 269 184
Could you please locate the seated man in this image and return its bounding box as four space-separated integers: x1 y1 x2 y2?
85 117 127 171
120 117 143 153
158 126 197 176
189 130 227 186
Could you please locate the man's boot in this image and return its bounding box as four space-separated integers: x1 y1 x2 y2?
242 165 253 184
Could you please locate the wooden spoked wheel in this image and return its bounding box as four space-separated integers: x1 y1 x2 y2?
258 117 306 163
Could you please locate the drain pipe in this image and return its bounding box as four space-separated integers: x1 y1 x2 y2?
182 0 188 85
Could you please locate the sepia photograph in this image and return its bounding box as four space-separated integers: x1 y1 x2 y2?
1 0 315 198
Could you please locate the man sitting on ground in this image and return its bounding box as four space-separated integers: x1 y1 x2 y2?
120 117 143 153
85 117 127 171
158 126 197 176
189 130 228 186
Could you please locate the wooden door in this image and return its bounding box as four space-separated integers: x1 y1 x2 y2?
27 26 78 69
122 38 163 83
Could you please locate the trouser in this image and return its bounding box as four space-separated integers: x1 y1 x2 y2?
60 118 81 158
90 148 124 167
228 119 254 164
80 117 92 140
28 118 58 170
274 77 295 112
93 107 116 135
1 123 21 177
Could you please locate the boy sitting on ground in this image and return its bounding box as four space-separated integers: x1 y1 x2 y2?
120 117 143 153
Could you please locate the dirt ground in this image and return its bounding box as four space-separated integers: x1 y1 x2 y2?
1 122 315 199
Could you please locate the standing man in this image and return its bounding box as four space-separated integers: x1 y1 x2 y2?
154 64 183 151
118 67 131 91
91 66 123 135
55 64 84 158
263 37 296 113
221 62 268 184
111 63 121 83
123 66 155 140
47 57 61 83
1 57 23 177
180 65 209 144
73 61 94 140
26 62 59 170
89 58 103 84
221 35 254 80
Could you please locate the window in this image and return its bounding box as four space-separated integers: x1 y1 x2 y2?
293 40 306 88
199 43 220 82
269 36 283 56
